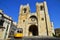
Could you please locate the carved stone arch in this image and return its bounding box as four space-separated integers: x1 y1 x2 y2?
28 25 38 36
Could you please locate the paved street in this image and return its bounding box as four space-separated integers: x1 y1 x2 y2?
10 36 60 40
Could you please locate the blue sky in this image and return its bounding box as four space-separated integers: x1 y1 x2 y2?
0 0 60 29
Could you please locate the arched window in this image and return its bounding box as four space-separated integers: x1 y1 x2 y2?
40 5 44 10
24 8 27 13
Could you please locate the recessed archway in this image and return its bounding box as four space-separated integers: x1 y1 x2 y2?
29 25 38 36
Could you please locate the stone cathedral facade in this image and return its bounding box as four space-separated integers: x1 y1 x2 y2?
17 1 55 37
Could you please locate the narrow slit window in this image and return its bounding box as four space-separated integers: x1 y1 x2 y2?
23 20 25 22
41 18 44 20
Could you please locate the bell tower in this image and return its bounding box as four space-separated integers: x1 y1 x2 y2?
36 2 47 36
17 4 30 36
36 1 53 36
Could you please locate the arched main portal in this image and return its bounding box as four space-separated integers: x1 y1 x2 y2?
29 25 38 36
